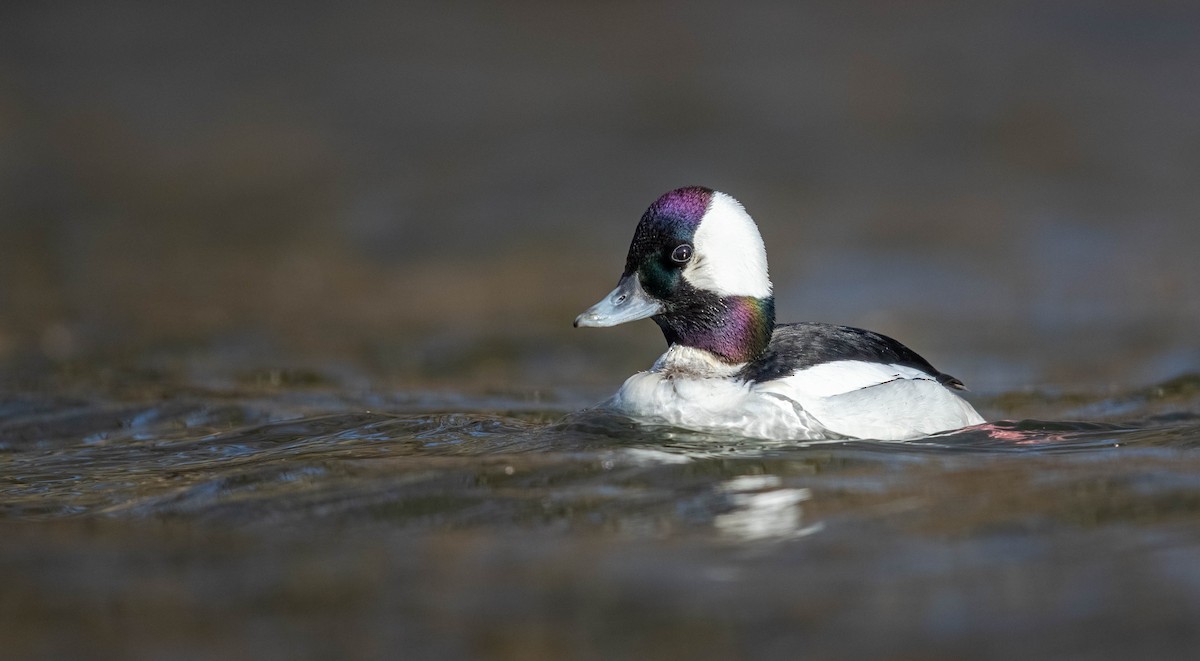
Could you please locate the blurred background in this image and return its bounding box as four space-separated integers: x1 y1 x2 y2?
1 0 1198 395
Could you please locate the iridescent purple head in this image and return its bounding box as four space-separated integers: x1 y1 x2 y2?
575 186 776 364
636 186 713 239
623 186 714 299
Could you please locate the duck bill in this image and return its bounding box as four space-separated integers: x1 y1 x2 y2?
574 274 663 328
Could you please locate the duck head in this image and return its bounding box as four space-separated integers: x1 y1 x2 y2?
575 186 776 364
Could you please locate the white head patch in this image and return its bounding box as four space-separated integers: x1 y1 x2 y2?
684 191 772 298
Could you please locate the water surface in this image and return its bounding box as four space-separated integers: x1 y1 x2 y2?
3 3 1200 657
3 373 1200 659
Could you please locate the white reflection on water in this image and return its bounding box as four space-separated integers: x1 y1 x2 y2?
714 475 823 542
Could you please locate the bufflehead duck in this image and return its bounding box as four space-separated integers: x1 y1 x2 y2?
574 186 985 441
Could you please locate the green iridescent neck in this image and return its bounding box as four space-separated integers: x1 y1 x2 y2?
655 295 775 364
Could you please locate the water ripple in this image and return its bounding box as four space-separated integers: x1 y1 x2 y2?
0 384 1197 531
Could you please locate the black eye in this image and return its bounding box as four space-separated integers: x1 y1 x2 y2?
670 244 693 263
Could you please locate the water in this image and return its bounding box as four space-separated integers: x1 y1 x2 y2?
3 373 1200 659
4 1 1200 657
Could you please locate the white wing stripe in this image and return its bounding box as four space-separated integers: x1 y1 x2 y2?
762 360 937 399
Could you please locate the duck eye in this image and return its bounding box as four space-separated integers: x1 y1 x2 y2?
670 244 693 263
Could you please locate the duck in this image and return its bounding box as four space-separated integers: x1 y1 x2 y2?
574 186 986 441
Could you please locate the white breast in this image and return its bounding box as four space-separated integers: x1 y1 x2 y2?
603 354 984 442
607 370 834 441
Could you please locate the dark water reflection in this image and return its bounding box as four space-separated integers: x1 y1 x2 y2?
3 377 1200 658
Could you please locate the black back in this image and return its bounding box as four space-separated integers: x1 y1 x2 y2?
737 322 966 390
